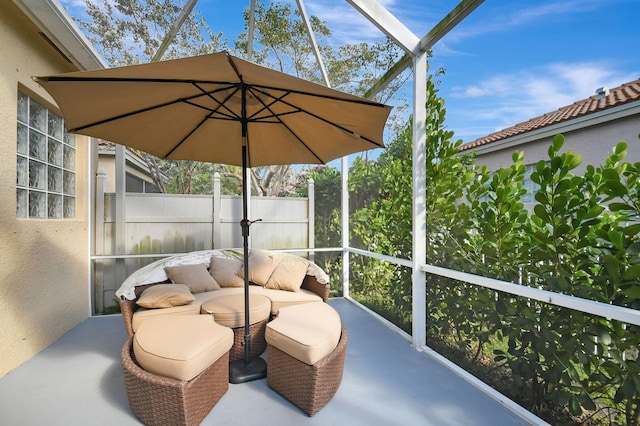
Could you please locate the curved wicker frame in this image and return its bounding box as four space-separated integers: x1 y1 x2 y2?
267 325 348 416
121 336 229 426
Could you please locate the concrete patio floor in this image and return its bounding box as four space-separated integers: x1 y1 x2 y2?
0 298 545 425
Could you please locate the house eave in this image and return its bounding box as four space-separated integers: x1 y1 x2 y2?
12 0 107 71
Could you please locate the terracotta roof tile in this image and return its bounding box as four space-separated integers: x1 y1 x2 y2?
459 78 640 152
97 138 146 161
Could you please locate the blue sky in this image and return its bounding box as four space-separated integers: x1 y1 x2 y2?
61 0 640 144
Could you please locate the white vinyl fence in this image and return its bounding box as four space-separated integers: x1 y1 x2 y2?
92 173 315 314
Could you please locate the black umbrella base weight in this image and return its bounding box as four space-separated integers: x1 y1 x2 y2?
229 356 267 384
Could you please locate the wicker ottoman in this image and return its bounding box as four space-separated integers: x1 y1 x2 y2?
201 293 271 362
266 302 347 416
122 315 233 426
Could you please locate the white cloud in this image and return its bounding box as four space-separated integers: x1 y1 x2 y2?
453 85 490 98
59 0 87 8
453 61 632 100
446 61 637 140
303 1 388 44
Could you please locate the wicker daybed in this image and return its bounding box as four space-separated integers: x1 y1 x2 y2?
117 249 345 421
117 249 330 338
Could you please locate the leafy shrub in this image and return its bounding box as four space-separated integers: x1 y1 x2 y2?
312 76 640 424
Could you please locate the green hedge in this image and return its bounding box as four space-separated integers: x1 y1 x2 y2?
310 75 639 423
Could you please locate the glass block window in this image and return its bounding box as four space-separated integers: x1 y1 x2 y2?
17 91 76 218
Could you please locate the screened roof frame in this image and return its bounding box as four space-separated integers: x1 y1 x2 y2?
137 0 488 351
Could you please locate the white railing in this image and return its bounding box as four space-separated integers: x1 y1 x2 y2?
344 247 640 328
91 172 316 313
342 247 639 426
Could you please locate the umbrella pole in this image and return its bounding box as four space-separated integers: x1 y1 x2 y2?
228 142 267 384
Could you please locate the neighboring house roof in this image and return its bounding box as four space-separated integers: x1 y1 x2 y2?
98 140 154 174
460 78 640 152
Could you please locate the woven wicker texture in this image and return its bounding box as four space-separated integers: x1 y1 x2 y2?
229 318 268 362
267 325 347 416
120 282 165 337
302 275 329 302
121 336 229 426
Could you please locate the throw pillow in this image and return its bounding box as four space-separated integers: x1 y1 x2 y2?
238 253 280 286
164 263 220 293
209 256 245 288
265 260 309 292
136 284 195 308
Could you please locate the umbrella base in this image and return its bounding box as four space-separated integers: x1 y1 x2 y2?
229 356 267 384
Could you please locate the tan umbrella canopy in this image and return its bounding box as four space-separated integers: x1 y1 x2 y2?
35 51 390 167
35 51 391 383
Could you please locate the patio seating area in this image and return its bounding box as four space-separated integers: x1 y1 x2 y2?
0 298 540 425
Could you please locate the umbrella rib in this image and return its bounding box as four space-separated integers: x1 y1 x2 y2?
182 98 240 121
165 83 244 158
190 82 242 120
240 86 323 162
64 81 238 133
162 114 210 159
183 100 238 120
246 82 389 108
257 116 324 163
250 86 384 149
242 87 361 164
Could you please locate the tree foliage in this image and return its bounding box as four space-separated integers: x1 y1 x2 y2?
312 74 640 423
234 1 408 102
77 0 225 66
77 0 231 194
77 0 406 195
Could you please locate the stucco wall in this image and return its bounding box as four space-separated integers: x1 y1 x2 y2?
472 115 640 173
97 154 155 193
0 3 91 377
98 155 117 193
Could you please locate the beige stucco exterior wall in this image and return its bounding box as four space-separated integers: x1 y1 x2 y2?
98 155 118 193
97 153 155 193
0 3 91 377
471 115 640 173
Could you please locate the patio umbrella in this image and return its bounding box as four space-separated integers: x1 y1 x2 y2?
35 51 392 383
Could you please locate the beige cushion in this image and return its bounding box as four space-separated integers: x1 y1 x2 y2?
192 290 229 304
131 302 202 333
194 285 322 315
133 315 233 381
266 302 341 365
265 260 309 292
196 287 244 300
238 253 280 286
164 263 220 293
209 256 244 288
251 286 322 315
201 294 271 328
136 284 195 308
